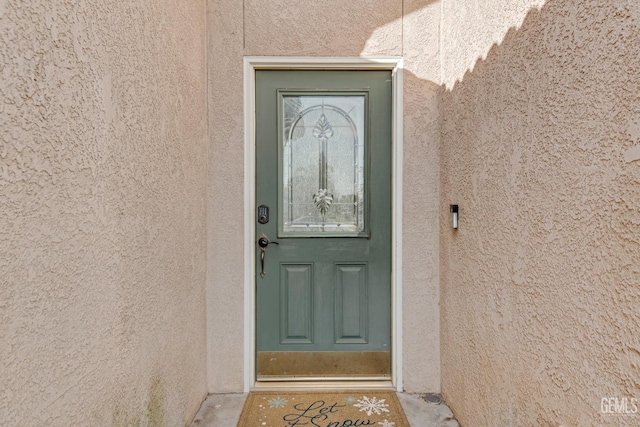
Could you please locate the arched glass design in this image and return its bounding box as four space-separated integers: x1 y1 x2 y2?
280 94 367 236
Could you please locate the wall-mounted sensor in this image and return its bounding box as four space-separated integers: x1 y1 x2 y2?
450 204 459 229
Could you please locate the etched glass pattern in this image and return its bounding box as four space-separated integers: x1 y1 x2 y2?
282 95 365 234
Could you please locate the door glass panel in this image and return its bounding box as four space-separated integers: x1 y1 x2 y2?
281 94 366 236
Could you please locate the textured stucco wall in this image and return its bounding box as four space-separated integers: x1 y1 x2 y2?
0 1 208 425
244 0 402 57
207 0 442 393
440 0 640 425
400 0 442 394
440 0 546 89
207 0 245 393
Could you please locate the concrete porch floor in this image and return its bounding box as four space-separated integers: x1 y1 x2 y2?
189 392 460 426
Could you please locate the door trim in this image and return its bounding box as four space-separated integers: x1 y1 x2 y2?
243 57 404 392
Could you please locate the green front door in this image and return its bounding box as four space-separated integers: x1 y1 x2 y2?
255 70 392 380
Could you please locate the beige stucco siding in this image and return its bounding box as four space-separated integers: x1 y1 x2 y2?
400 1 442 393
440 0 640 425
206 0 246 393
0 0 208 425
6 0 635 424
244 0 403 57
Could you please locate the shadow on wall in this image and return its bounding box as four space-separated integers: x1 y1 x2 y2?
440 0 548 89
440 0 640 425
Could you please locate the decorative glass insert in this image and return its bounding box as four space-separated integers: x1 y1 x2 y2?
281 94 366 235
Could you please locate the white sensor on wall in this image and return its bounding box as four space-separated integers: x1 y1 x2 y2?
450 204 459 229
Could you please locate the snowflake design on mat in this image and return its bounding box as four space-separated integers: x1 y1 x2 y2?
345 396 357 404
378 420 395 427
267 396 289 408
353 396 390 416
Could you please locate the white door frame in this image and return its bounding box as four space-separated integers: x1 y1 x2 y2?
243 57 404 392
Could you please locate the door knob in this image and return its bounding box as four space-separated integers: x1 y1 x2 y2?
257 234 278 277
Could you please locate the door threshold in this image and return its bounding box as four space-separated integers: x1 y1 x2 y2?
251 380 394 392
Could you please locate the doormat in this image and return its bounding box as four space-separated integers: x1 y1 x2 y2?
237 390 410 427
